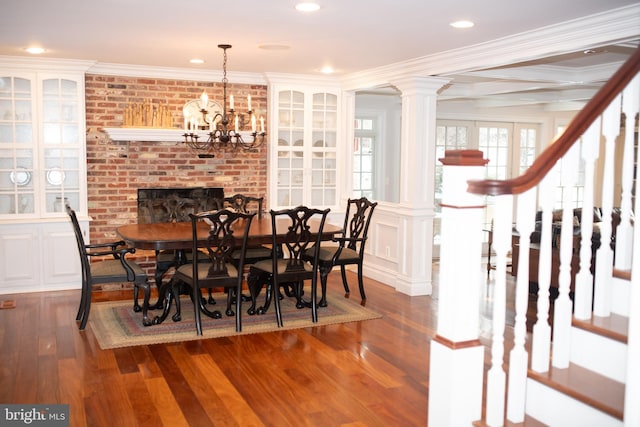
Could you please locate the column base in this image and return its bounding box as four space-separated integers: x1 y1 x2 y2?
428 336 484 426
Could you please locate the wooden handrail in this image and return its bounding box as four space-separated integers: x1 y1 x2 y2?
467 47 640 196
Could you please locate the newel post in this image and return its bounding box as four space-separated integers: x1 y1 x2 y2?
428 150 489 426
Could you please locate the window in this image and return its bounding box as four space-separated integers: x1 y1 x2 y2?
354 89 401 203
434 120 540 245
353 117 375 198
553 125 585 210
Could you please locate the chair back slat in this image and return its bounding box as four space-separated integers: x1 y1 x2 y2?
190 209 255 279
272 206 330 274
220 194 264 219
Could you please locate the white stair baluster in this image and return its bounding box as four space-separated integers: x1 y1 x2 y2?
623 85 640 424
594 94 621 317
531 171 556 373
506 188 536 422
615 75 639 270
574 117 601 320
552 142 580 368
485 194 513 426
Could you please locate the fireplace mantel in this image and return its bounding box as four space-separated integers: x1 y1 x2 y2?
103 127 195 142
103 127 255 143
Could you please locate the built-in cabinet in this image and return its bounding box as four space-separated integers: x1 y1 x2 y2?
0 60 91 294
268 82 340 210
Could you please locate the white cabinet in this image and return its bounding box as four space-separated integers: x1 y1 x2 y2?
269 83 340 209
0 59 91 293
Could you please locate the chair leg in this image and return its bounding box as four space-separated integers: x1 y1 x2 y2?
194 287 204 336
225 290 234 317
340 266 351 296
319 269 330 307
206 288 216 305
357 263 366 303
132 285 141 312
137 281 152 326
76 277 88 321
78 280 92 330
272 282 283 327
171 281 184 322
311 277 318 323
235 283 242 332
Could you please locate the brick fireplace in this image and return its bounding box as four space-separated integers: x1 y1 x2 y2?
84 73 268 279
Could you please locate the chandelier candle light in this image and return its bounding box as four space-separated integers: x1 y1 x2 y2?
182 44 265 157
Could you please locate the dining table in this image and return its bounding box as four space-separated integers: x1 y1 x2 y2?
116 216 341 325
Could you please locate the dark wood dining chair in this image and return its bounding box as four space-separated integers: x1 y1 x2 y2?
247 205 330 327
302 197 377 306
219 194 274 264
203 194 272 305
66 204 151 330
171 209 255 335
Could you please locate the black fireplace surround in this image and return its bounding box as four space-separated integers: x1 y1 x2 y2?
137 187 224 224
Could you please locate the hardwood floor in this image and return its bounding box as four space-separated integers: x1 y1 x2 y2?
1 268 465 427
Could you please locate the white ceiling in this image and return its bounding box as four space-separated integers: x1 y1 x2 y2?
1 0 639 107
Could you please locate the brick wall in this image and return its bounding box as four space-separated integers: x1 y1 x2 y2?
84 74 268 280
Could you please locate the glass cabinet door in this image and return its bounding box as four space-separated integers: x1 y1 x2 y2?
310 92 337 206
42 77 82 214
0 73 84 218
0 76 36 216
275 89 338 208
277 90 305 206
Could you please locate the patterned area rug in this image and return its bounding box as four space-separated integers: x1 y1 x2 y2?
90 291 381 349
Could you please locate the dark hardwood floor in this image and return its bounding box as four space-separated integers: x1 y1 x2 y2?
0 265 514 427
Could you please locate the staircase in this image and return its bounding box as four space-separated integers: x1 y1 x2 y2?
430 48 639 426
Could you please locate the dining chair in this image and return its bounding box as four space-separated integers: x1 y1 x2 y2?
171 209 255 335
66 204 151 330
247 205 330 327
219 194 274 264
202 194 272 305
142 195 206 303
302 197 377 306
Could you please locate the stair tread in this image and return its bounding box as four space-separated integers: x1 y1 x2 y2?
572 313 628 343
528 362 625 420
612 267 631 280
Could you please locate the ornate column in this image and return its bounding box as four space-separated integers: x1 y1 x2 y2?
428 150 488 426
391 76 450 296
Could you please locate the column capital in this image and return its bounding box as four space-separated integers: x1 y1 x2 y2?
391 76 450 96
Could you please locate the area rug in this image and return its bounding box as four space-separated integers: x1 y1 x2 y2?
90 292 382 349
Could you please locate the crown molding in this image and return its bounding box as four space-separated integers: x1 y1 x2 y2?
87 62 268 85
341 4 640 90
0 55 95 72
263 72 342 88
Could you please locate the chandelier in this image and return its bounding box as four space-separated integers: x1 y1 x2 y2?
182 44 266 157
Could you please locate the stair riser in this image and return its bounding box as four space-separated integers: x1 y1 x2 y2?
526 380 622 427
610 276 629 316
570 327 627 382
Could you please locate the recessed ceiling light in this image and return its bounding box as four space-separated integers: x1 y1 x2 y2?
25 47 46 54
296 2 320 12
190 58 205 64
450 20 474 29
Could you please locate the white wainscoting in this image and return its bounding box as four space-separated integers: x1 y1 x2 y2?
0 219 85 294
